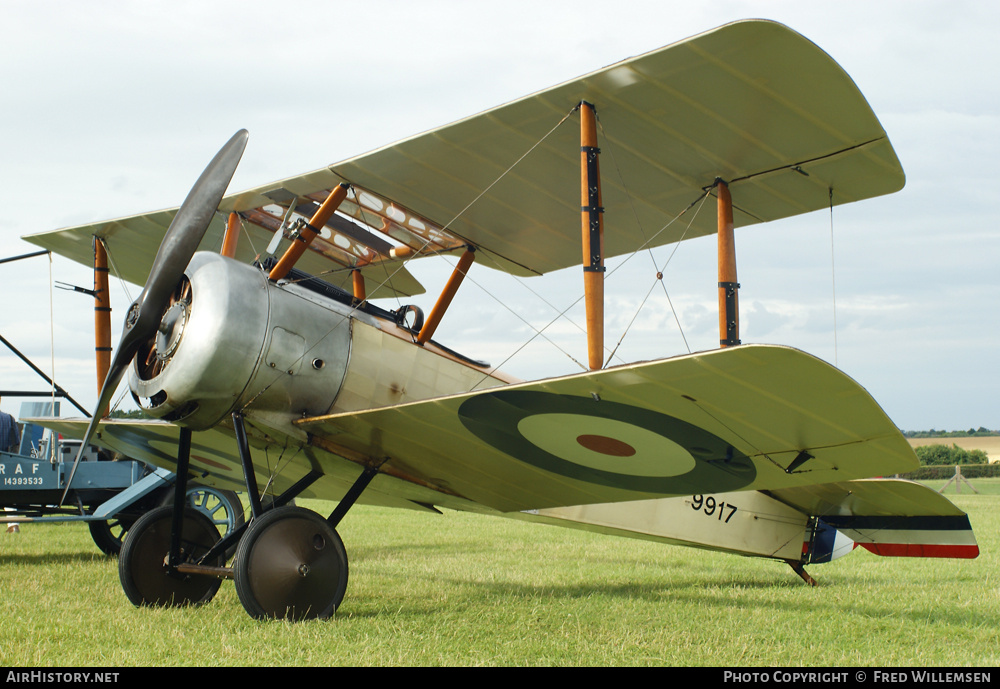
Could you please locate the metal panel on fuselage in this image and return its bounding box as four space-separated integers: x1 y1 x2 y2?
329 316 509 415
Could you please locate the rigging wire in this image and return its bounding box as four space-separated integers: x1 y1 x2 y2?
463 250 589 369
462 106 715 381
434 107 578 237
246 102 700 397
230 210 261 259
595 115 660 277
48 251 56 410
319 104 590 386
258 439 302 504
603 189 711 364
100 237 134 305
828 187 838 366
468 188 713 388
595 112 691 364
239 101 706 402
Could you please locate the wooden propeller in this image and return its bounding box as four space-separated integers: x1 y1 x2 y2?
62 130 248 504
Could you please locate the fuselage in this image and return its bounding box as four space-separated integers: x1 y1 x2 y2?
128 252 512 438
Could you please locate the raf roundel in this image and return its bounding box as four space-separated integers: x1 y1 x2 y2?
457 390 756 495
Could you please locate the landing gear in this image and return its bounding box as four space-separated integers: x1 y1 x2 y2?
116 421 377 620
159 485 245 556
89 515 135 556
88 486 241 558
233 506 349 620
786 559 818 586
119 505 225 607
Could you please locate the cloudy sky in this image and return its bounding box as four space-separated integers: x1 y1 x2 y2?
1 0 997 431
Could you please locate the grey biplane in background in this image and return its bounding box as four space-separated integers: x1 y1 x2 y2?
24 19 977 620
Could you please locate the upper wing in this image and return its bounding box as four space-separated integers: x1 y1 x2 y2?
24 19 902 284
20 195 428 299
317 18 903 277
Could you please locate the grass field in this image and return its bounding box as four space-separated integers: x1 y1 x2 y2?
1 481 998 667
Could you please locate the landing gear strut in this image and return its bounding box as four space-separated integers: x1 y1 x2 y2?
117 417 378 620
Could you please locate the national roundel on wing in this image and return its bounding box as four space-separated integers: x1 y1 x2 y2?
457 390 756 494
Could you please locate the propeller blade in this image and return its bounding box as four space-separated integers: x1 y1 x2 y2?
61 130 249 504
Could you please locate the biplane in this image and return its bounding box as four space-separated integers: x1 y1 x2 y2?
24 19 977 620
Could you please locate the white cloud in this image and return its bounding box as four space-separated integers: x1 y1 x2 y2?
1 0 996 430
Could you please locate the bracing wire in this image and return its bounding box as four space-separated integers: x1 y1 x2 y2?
48 251 56 410
467 108 714 380
603 189 712 364
468 187 713 388
829 187 838 366
100 238 133 305
435 107 579 236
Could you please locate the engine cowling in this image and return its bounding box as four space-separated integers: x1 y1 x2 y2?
129 252 352 432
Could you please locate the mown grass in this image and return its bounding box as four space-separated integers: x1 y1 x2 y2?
0 482 997 667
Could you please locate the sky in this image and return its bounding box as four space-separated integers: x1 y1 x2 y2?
1 0 997 432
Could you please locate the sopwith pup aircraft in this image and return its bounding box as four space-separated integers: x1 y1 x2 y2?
23 19 977 620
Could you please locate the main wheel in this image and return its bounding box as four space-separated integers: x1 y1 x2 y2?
89 515 136 556
160 485 245 538
233 506 348 621
119 505 225 608
186 487 245 535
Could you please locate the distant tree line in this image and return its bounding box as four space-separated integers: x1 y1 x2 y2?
904 427 997 438
108 409 151 419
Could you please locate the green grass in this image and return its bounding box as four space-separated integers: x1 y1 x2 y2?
1 483 997 666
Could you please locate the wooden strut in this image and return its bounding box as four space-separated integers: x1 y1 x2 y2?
416 246 476 345
716 180 740 347
579 101 605 370
351 268 366 303
268 183 350 281
93 237 112 398
221 211 241 258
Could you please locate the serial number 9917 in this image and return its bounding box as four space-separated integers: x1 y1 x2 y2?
691 495 737 523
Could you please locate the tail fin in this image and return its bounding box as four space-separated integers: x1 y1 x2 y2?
774 479 979 563
822 513 978 559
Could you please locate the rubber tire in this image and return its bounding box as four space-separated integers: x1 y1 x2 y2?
233 506 348 621
89 516 135 556
119 505 224 608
